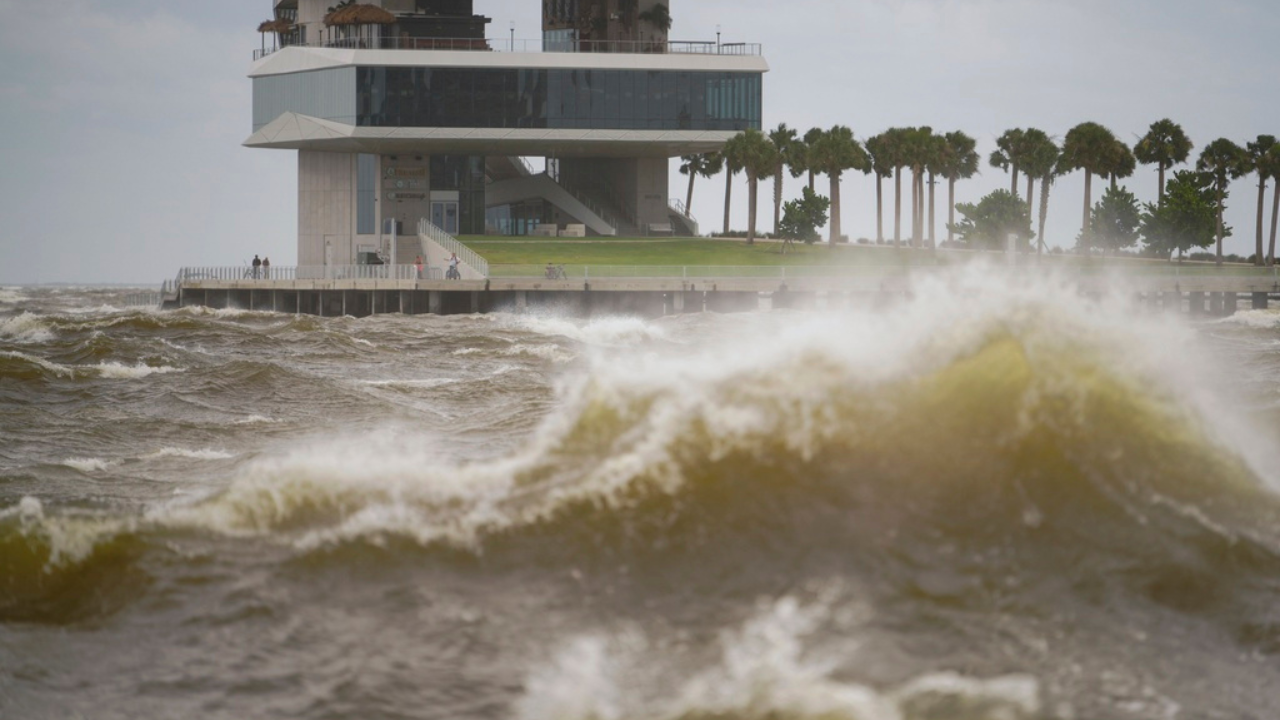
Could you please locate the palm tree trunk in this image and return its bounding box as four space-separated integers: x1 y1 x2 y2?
1256 175 1267 266
917 172 925 246
774 167 784 235
1026 175 1034 217
830 173 841 245
910 169 919 248
875 175 884 243
807 170 814 193
723 170 732 236
1158 163 1167 204
1111 173 1118 192
927 172 936 249
1216 182 1225 266
1038 175 1051 255
685 172 696 219
747 173 757 245
947 178 956 243
1011 165 1019 196
1081 172 1092 257
1269 182 1279 265
894 167 902 247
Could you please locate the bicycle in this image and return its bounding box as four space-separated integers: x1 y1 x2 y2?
544 264 567 280
446 265 461 280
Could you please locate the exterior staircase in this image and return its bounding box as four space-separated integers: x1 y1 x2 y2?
486 173 620 236
417 219 488 279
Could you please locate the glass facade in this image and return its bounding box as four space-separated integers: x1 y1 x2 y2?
356 154 377 235
253 67 357 130
431 155 486 235
254 66 761 132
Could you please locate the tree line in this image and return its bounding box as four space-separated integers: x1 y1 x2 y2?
681 121 1280 265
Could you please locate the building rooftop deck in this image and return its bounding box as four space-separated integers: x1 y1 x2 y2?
253 37 762 61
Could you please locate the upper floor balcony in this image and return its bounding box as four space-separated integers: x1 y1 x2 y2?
252 36 763 62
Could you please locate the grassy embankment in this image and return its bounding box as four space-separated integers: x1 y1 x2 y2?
458 235 1269 276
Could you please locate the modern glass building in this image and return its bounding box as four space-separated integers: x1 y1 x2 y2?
246 0 767 268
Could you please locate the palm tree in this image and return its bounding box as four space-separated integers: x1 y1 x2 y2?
937 131 979 244
808 125 871 244
722 148 741 236
1019 132 1060 254
1262 145 1280 265
883 127 910 246
1134 119 1193 203
723 129 779 244
1017 129 1054 217
768 123 799 234
1060 122 1121 256
678 152 723 222
990 128 1026 196
1109 140 1136 191
924 133 947 248
636 2 671 42
1246 136 1278 265
864 133 896 243
801 127 824 192
1196 138 1251 266
904 127 935 247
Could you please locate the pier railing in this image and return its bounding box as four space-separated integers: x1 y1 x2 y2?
417 220 489 278
177 265 431 282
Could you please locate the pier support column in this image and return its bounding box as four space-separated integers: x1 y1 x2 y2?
1162 291 1181 313
428 291 442 315
515 291 528 312
1253 292 1269 310
1188 292 1206 315
470 292 481 314
1223 292 1238 316
1209 292 1224 315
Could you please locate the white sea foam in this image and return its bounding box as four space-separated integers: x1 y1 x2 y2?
232 415 281 425
0 287 27 305
5 496 135 567
360 378 458 389
93 362 183 379
1216 309 1280 329
0 312 55 343
502 344 577 363
62 457 114 473
516 595 1042 720
143 448 235 461
518 314 669 347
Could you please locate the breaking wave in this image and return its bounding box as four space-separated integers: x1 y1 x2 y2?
517 595 1043 720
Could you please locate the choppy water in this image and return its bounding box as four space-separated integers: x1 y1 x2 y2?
2 273 1279 720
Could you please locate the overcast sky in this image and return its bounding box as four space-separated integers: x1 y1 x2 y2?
1 0 1276 284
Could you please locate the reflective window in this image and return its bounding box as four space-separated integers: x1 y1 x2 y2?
356 154 377 235
255 67 761 133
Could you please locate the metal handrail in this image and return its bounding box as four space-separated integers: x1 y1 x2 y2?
253 37 763 61
417 219 490 278
669 198 697 222
177 265 424 282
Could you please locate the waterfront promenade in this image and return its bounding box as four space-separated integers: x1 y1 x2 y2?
165 262 1280 317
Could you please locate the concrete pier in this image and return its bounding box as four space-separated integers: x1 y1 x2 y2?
170 271 1280 320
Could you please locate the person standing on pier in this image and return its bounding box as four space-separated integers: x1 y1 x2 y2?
415 255 424 279
252 255 262 279
447 253 460 280
262 257 270 280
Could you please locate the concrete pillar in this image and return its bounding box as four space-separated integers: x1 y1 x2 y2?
428 291 442 315
1162 291 1181 313
671 292 685 314
515 291 528 312
1209 292 1224 315
470 292 480 314
1224 292 1237 316
1189 291 1205 315
1252 292 1269 310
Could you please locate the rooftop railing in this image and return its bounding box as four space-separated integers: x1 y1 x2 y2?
254 37 762 61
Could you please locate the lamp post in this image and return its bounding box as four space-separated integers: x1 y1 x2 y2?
716 24 721 53
509 21 514 50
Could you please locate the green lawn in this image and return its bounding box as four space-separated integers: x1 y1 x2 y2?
457 235 1275 277
461 236 934 268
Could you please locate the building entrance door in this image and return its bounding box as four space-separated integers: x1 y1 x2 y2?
431 201 459 235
